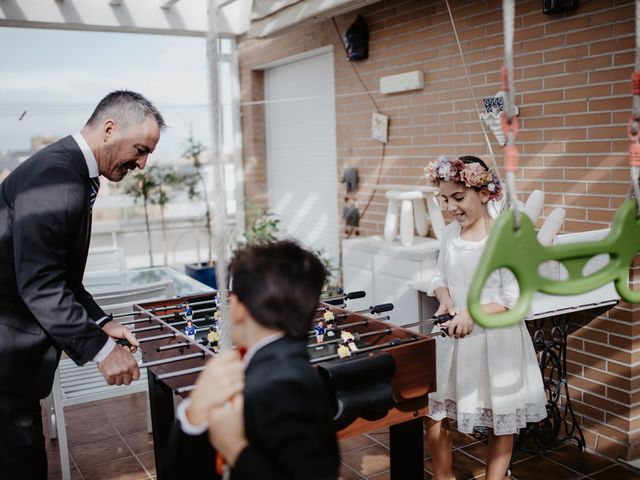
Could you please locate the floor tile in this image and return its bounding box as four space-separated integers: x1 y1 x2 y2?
509 455 582 480
365 429 390 446
79 455 149 480
47 464 83 480
70 435 131 470
590 464 640 480
65 403 110 426
367 469 433 479
339 462 363 479
340 434 378 453
459 441 487 464
341 443 390 478
544 445 614 476
137 451 157 476
99 393 148 419
452 428 483 448
67 418 120 447
109 411 149 436
424 450 485 480
123 431 154 454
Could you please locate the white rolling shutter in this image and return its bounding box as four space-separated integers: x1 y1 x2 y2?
264 48 339 265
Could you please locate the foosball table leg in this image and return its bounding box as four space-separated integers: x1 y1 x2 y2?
147 370 176 480
389 416 424 480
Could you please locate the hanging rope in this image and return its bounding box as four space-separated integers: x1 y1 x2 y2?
206 0 231 350
501 0 521 228
443 0 500 179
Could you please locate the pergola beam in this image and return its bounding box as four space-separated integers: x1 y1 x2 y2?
160 0 180 9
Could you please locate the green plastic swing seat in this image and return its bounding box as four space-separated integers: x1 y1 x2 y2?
467 199 640 329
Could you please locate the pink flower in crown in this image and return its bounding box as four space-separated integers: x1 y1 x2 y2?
460 162 486 188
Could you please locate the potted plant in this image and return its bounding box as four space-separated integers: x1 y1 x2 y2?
237 202 280 248
181 132 217 288
123 169 156 267
147 165 181 266
237 203 337 288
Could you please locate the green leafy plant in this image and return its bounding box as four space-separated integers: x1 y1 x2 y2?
124 165 181 267
240 203 281 247
123 170 156 266
147 165 181 265
236 204 336 288
182 132 214 267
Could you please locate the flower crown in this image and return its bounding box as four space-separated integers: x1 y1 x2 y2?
424 155 503 201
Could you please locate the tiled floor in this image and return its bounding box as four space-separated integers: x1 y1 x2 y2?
43 392 640 480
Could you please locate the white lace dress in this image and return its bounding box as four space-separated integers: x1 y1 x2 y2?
427 222 548 435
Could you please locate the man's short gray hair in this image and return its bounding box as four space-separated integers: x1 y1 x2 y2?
85 90 166 132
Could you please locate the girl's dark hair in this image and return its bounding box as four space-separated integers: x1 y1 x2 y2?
230 240 327 338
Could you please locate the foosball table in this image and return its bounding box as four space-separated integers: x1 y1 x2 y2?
118 291 439 480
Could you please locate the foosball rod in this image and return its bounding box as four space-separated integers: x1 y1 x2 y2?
306 315 392 336
136 322 213 341
309 332 445 364
317 290 365 309
157 365 207 380
313 303 394 321
139 351 207 369
399 314 453 330
111 297 220 320
129 309 219 333
307 326 393 348
121 307 218 325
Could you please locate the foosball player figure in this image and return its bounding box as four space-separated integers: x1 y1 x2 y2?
185 319 197 341
314 320 326 350
184 300 193 321
323 308 336 337
337 339 351 359
207 326 220 353
340 330 358 352
325 317 337 338
213 308 221 325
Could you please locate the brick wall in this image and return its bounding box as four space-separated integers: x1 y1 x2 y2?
237 0 639 460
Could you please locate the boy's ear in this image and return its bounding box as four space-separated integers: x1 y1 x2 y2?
229 295 249 325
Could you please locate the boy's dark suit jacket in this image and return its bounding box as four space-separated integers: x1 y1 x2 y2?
163 336 340 479
0 136 109 400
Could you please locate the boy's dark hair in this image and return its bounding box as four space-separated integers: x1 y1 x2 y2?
230 240 327 338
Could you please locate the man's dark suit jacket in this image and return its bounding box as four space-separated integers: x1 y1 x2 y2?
163 336 340 480
0 136 109 400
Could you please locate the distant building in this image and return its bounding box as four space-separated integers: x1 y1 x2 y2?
0 135 60 182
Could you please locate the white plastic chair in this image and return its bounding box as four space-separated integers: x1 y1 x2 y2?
45 280 173 480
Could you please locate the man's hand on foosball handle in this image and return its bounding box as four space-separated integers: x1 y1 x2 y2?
98 344 140 386
103 321 139 353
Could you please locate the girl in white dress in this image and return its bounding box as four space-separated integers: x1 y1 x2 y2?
424 155 547 480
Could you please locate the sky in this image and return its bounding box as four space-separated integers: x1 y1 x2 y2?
0 26 213 161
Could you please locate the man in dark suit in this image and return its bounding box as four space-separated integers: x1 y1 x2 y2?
0 90 165 479
163 240 340 479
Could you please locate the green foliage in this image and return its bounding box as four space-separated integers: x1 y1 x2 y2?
181 132 214 266
240 203 280 246
147 165 181 207
312 247 337 288
236 204 337 288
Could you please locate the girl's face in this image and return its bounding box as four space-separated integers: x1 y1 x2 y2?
438 181 490 230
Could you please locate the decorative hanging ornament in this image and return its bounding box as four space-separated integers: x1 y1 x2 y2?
480 91 519 146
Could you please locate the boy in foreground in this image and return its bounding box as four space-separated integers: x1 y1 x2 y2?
163 240 340 479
